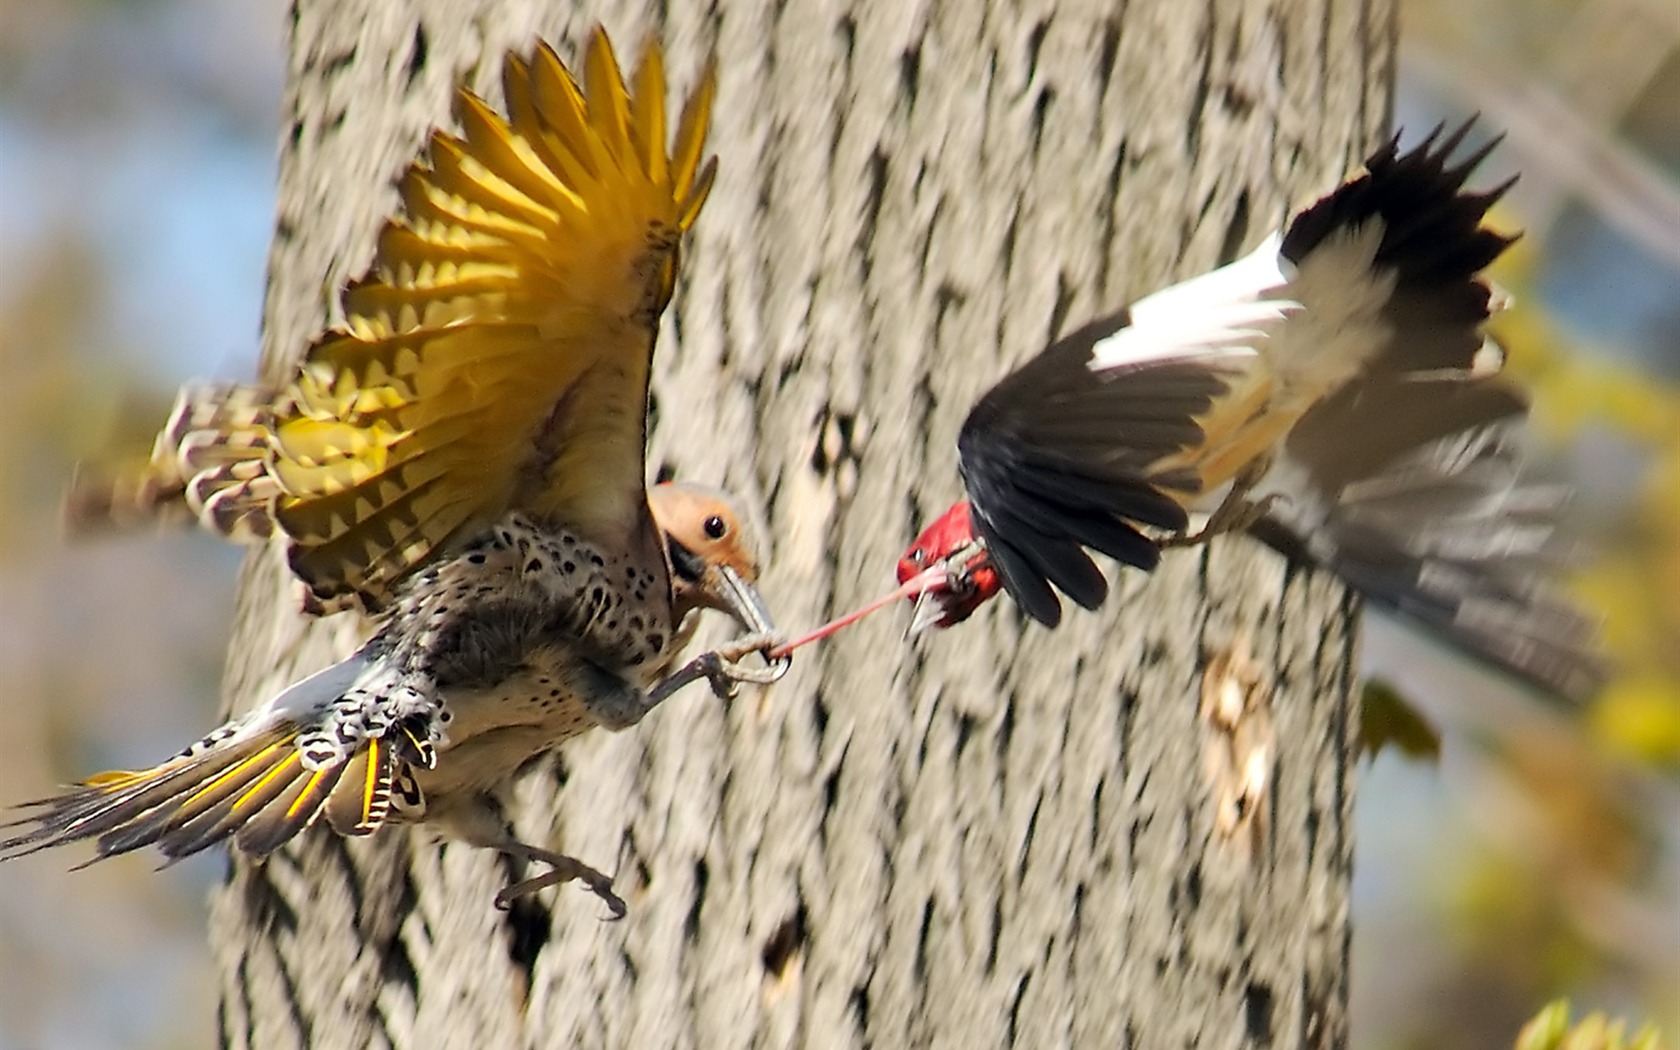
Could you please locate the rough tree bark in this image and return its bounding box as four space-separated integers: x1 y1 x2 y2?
212 0 1390 1046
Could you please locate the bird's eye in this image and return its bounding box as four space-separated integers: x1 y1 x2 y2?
909 548 926 564
703 515 728 540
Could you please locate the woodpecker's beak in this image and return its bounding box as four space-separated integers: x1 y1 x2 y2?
669 539 778 633
907 588 955 636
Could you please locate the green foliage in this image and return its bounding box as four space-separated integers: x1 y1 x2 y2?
1491 234 1680 770
1359 680 1444 763
1516 1000 1666 1050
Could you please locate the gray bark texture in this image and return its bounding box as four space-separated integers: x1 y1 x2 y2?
213 0 1391 1046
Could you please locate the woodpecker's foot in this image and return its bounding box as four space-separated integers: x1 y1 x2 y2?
1162 492 1283 548
494 844 625 918
700 630 790 696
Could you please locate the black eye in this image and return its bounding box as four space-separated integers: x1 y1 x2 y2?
703 515 728 540
909 548 926 564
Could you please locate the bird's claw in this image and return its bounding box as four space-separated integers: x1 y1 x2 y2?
495 852 626 919
691 631 789 698
714 630 790 683
646 631 790 704
1163 493 1284 548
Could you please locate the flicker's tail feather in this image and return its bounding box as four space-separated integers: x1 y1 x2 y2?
0 721 407 867
62 381 280 543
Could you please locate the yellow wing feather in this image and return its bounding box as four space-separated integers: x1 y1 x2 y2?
245 29 717 609
59 30 714 612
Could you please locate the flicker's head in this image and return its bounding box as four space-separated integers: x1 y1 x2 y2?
647 481 773 634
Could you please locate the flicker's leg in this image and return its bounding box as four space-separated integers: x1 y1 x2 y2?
494 841 626 918
438 798 625 917
1161 458 1284 548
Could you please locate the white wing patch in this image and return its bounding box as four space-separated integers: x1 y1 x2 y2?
1088 220 1395 420
1089 233 1290 373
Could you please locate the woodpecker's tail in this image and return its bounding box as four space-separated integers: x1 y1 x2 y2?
0 666 429 867
63 381 282 543
1279 119 1517 386
1251 376 1604 702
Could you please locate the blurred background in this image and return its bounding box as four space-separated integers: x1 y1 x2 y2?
0 0 1674 1047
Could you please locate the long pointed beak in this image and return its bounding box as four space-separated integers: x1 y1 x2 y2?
714 564 776 636
714 565 792 682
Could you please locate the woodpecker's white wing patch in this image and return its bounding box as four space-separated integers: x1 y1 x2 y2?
1088 234 1289 373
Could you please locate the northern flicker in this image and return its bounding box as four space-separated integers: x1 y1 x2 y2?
806 124 1599 699
3 481 778 916
16 31 794 913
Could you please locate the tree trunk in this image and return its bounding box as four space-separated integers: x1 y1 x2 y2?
212 0 1389 1046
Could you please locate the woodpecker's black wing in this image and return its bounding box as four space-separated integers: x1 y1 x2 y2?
955 316 1236 626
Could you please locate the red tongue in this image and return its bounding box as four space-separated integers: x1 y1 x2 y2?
767 562 952 660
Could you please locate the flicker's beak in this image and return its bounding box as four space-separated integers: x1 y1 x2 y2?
712 563 777 638
713 564 791 682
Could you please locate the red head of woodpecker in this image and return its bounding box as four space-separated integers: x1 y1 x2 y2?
895 501 1001 632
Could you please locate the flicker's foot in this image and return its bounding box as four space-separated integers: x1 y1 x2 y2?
494 843 625 918
648 631 790 703
712 630 790 686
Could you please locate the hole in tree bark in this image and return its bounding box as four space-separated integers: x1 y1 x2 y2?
761 902 809 977
1245 980 1275 1038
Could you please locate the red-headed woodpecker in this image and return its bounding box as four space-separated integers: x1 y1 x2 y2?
784 122 1602 700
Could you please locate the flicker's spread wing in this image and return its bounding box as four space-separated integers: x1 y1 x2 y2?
954 317 1239 626
264 30 715 610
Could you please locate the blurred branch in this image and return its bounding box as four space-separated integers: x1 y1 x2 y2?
1404 41 1680 270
